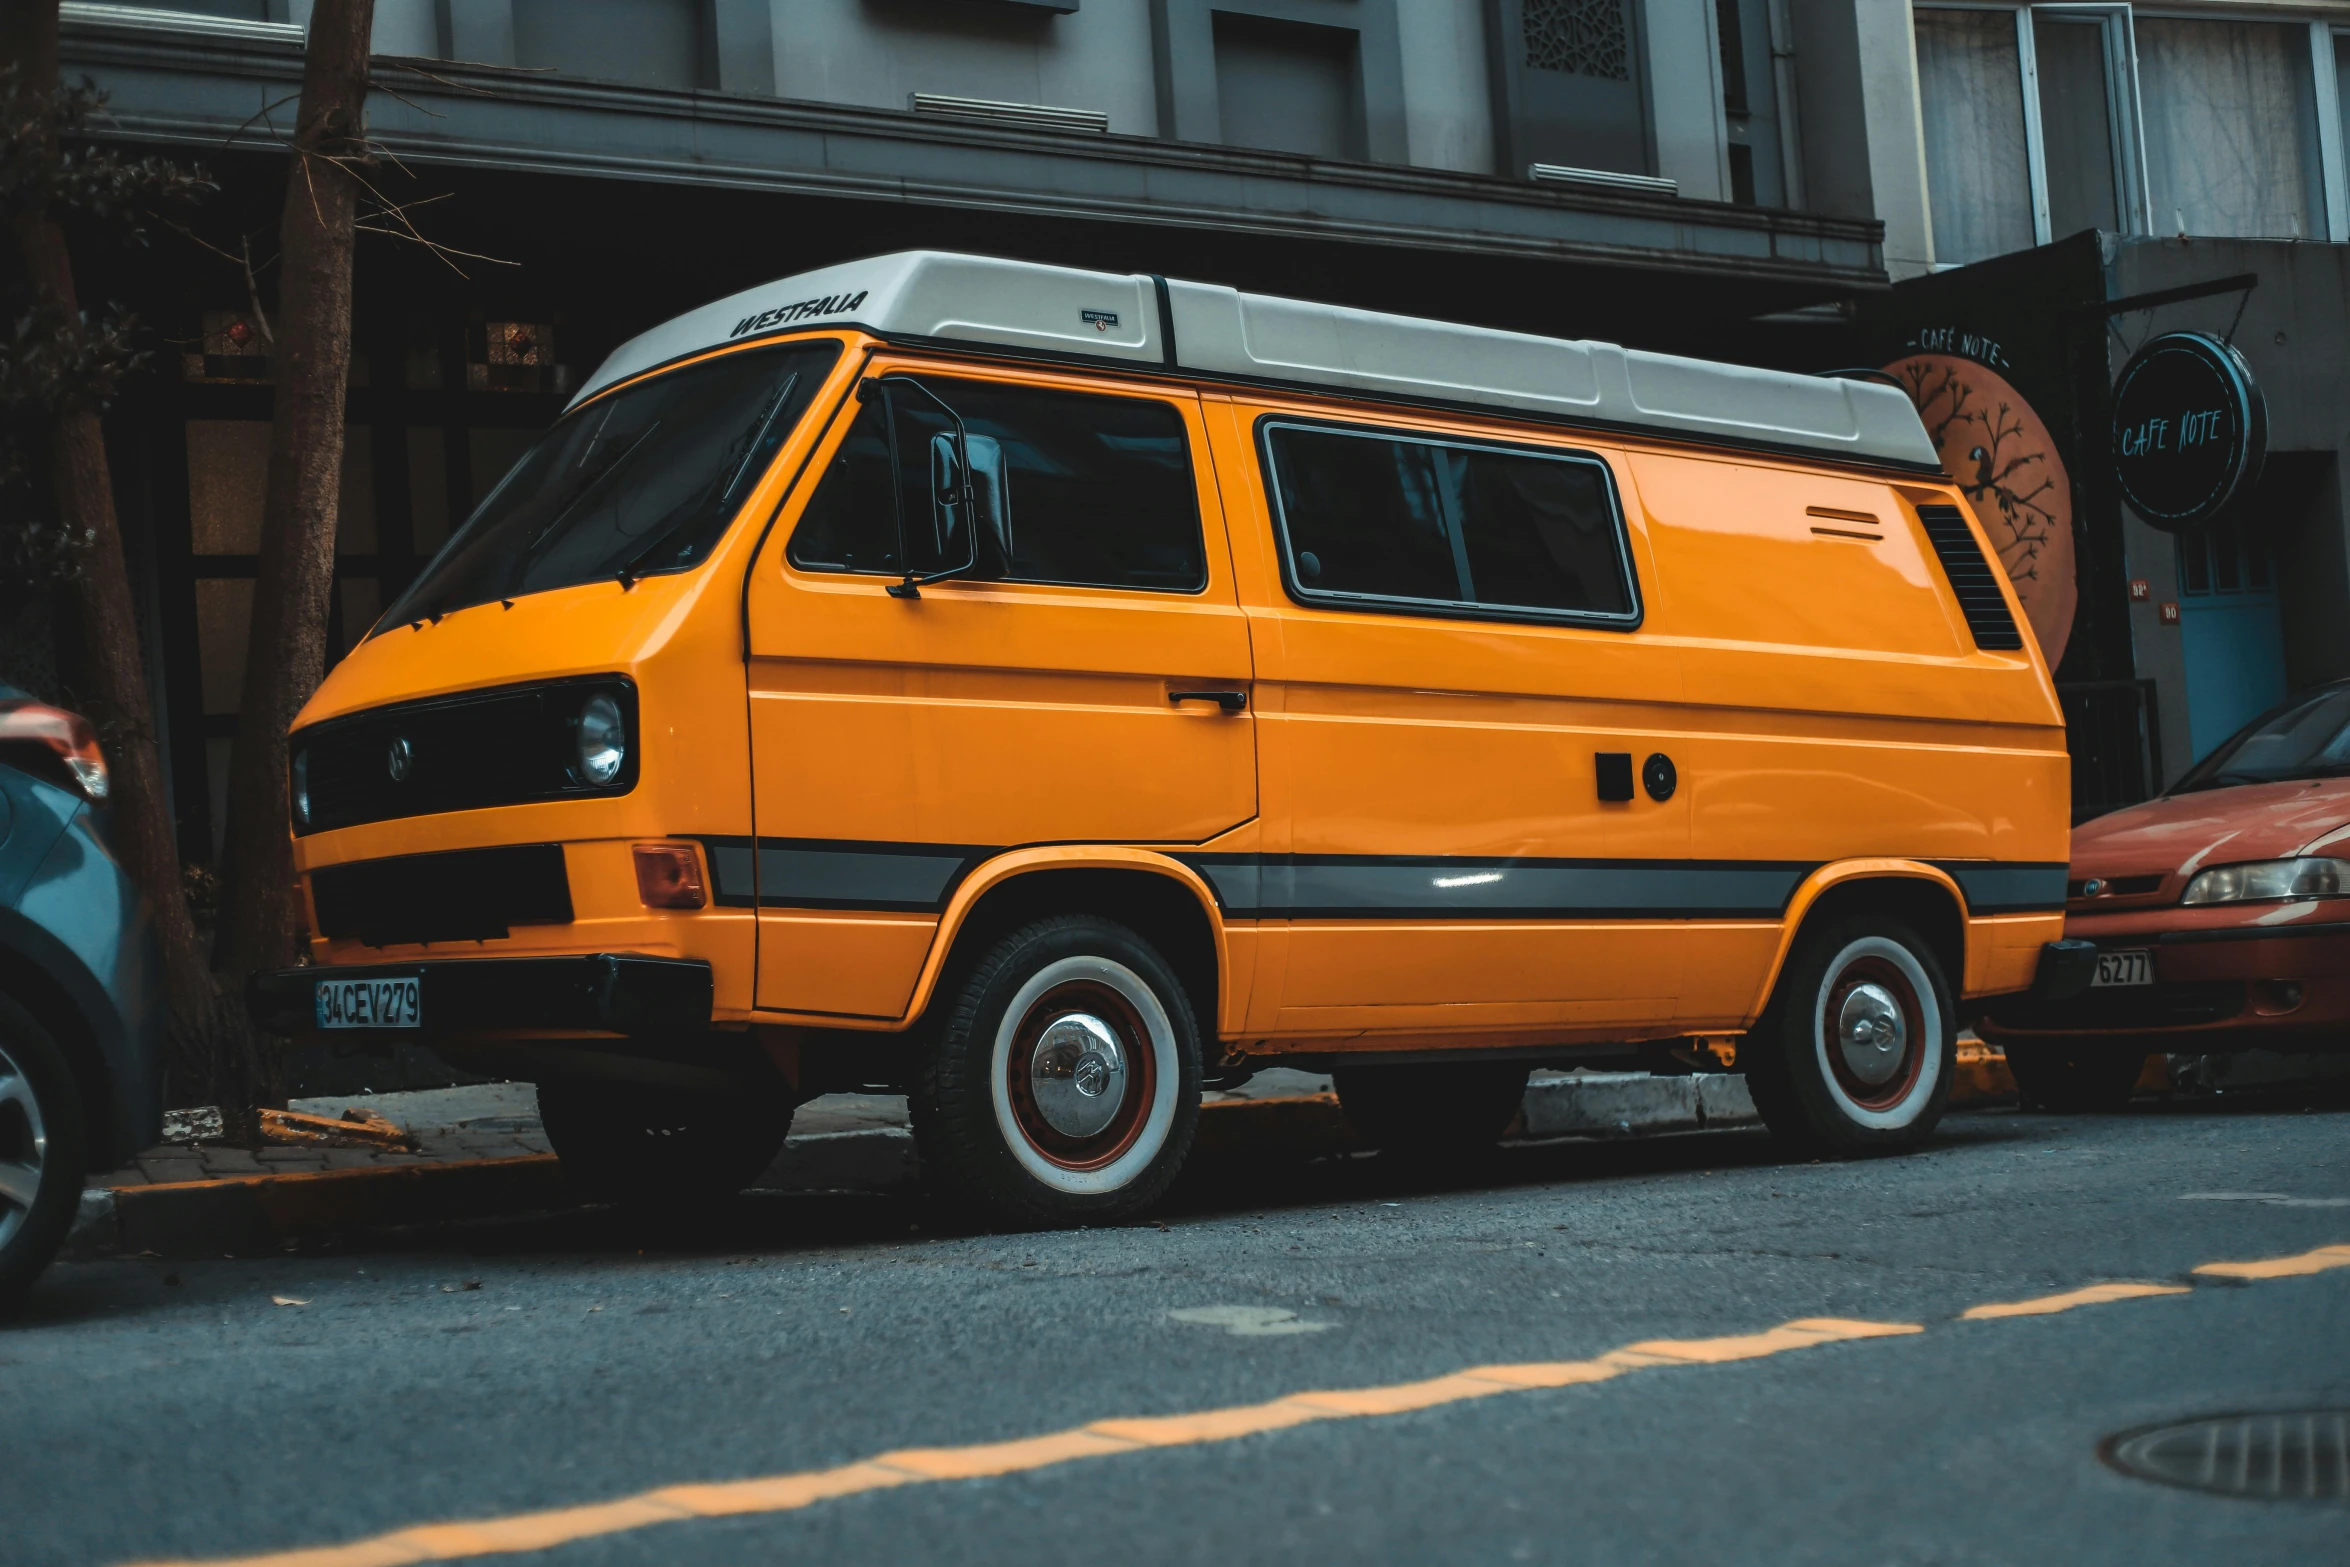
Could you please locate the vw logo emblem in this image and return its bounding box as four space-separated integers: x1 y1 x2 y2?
386 736 414 782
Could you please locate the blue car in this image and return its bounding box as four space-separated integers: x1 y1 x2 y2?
0 686 164 1307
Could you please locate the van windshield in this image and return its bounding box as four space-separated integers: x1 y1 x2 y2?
382 341 841 626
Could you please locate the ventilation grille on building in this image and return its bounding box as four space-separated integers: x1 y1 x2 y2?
1523 0 1629 81
1916 504 2026 651
909 94 1109 134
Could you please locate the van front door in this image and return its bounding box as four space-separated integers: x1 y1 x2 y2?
742 364 1254 1019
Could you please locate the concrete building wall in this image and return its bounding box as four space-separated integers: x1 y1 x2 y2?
2106 236 2350 777
1785 1 1932 277
1643 0 1730 202
1395 0 1493 174
769 0 1160 137
276 0 1793 192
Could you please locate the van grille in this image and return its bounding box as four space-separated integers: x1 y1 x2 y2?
310 845 573 947
1916 505 2026 651
292 678 635 836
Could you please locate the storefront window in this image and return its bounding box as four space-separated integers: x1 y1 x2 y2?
2138 17 2324 240
2178 522 2273 600
1916 9 2036 265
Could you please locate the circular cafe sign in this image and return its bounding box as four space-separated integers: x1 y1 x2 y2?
2110 331 2266 532
1883 351 2078 669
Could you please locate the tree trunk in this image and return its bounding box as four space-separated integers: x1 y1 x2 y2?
2 0 224 1099
212 0 376 1109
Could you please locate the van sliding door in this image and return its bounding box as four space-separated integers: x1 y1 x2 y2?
1217 408 1692 1041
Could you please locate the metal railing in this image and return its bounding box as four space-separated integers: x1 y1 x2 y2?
2058 679 2164 824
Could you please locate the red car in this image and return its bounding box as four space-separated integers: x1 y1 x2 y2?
1980 679 2350 1110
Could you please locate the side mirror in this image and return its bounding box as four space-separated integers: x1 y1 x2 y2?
866 373 983 599
930 432 1010 569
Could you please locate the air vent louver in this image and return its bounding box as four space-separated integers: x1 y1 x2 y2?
1915 504 2025 651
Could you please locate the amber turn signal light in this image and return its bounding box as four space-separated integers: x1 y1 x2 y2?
632 842 706 909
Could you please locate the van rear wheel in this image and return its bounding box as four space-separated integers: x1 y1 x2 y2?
1334 1063 1529 1152
911 914 1200 1228
539 1077 792 1202
1743 914 1954 1156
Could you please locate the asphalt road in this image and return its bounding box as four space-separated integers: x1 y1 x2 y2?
10 1090 2349 1567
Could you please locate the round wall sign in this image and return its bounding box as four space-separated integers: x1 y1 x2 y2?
2110 331 2265 532
1882 352 2078 670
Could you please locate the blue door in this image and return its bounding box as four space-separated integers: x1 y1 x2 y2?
2176 521 2287 762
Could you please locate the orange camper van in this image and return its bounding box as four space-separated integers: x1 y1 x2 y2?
251 252 2086 1224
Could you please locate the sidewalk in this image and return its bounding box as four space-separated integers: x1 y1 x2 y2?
99 1083 551 1189
68 1050 2016 1260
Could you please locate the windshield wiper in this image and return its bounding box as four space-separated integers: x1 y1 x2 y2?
616 374 801 590
492 421 664 603
523 422 661 555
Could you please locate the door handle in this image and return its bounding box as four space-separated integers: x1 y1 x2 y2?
1169 689 1248 713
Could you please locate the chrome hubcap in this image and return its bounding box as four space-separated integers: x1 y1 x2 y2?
1836 982 1908 1087
0 1042 48 1250
1029 1013 1128 1139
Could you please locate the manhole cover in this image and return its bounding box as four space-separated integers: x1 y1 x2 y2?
2103 1412 2350 1503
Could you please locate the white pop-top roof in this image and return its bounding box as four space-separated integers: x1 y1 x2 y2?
573 251 1940 471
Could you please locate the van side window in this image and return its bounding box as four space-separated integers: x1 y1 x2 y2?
1262 422 1638 624
788 380 1207 592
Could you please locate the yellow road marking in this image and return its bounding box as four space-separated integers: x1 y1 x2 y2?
132 1243 2348 1567
2194 1242 2350 1279
132 1318 1915 1567
1961 1282 2190 1319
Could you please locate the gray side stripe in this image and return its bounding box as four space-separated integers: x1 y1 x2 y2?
708 842 2061 919
758 847 971 911
708 844 758 907
1932 861 2068 914
1179 856 1814 919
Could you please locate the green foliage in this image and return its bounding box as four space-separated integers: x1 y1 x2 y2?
0 65 212 586
0 67 215 244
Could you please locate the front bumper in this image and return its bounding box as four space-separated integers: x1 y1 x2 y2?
1978 918 2350 1047
247 953 713 1039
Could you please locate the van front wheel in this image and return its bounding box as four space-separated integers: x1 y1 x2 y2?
912 915 1200 1228
1743 915 1954 1156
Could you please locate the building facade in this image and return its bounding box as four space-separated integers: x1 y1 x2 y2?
32 0 2345 867
1882 1 2350 809
47 0 1918 866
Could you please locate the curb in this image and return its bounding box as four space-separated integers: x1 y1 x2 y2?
67 1058 2020 1260
68 1156 565 1261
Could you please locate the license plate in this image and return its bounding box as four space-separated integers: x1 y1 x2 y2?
2091 949 2152 988
314 976 421 1029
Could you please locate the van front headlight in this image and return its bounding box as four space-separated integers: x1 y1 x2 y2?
574 691 628 787
2179 857 2348 905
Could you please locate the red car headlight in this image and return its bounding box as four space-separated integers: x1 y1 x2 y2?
2179 856 2348 905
